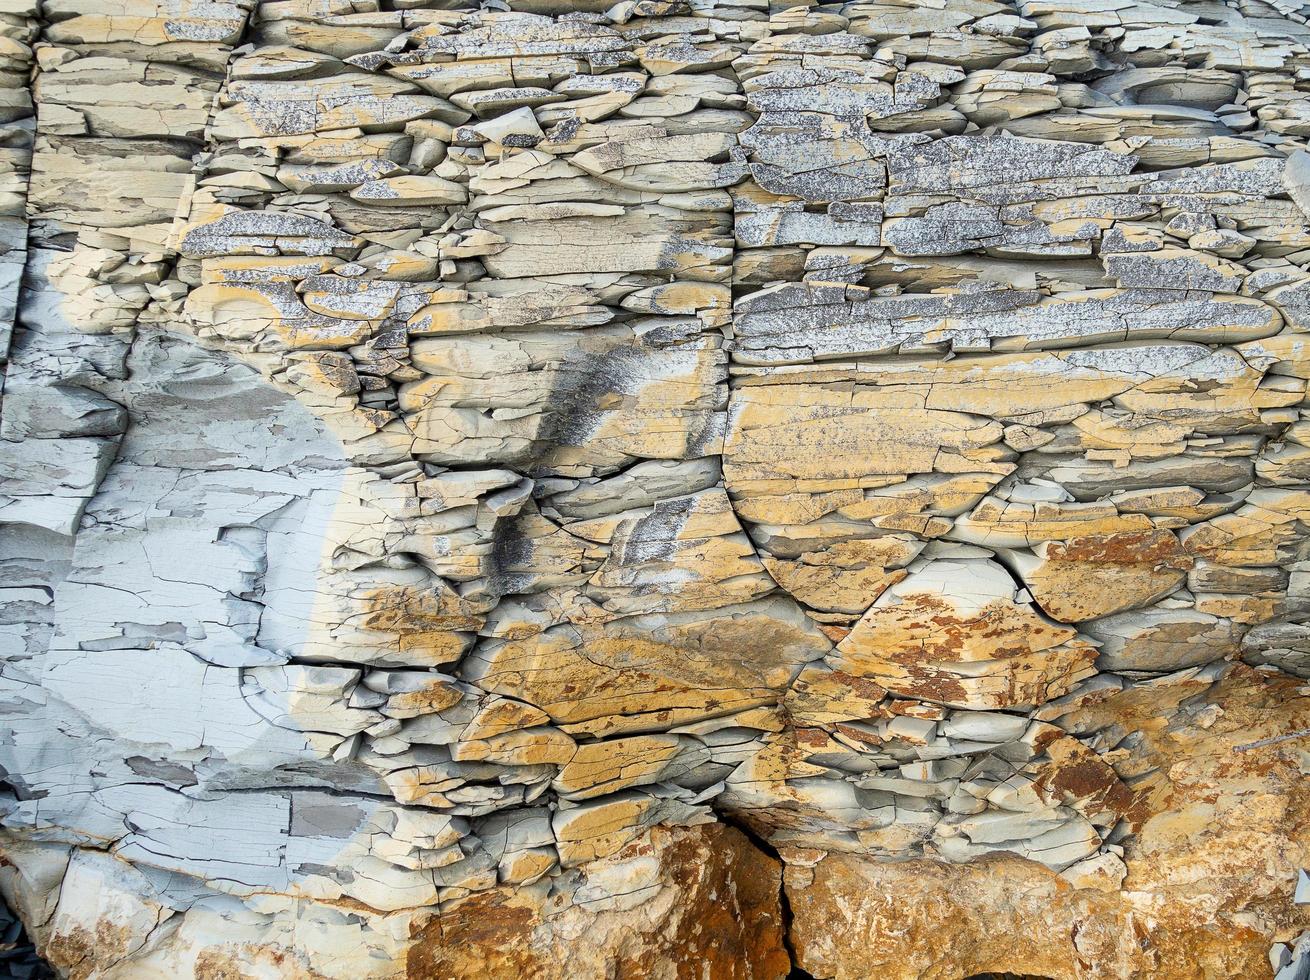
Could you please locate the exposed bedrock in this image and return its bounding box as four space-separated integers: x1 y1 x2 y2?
2 0 1310 977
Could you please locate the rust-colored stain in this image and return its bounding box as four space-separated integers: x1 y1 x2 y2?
406 825 790 980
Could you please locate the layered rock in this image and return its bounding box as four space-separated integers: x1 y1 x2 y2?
786 665 1310 979
2 0 1310 978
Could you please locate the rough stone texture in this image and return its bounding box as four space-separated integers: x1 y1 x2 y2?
408 823 788 980
1 0 1310 978
787 666 1310 979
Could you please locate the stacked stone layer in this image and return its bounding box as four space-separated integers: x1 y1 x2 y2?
1 1 1309 977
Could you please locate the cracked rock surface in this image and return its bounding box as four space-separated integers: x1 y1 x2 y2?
1 0 1310 977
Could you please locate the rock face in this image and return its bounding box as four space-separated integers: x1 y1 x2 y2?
2 1 1310 978
786 666 1310 979
408 823 788 980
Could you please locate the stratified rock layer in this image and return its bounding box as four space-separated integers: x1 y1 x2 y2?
408 823 788 980
1 0 1309 978
787 666 1310 979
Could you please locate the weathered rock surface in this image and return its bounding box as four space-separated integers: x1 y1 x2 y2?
2 0 1310 977
787 666 1310 979
408 823 788 980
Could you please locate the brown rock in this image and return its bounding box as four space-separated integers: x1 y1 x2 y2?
833 559 1098 709
407 823 790 980
463 598 829 737
1011 529 1193 623
787 666 1310 979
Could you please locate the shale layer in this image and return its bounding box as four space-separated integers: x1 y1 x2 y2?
2 1 1310 977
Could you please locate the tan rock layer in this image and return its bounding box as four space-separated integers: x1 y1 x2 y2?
3 0 1310 977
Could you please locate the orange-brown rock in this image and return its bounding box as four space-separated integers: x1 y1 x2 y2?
832 558 1099 709
1011 529 1193 623
786 666 1310 979
407 823 790 980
